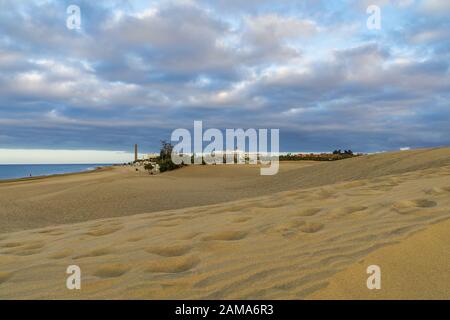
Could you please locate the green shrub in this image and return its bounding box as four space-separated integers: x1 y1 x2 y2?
158 158 182 172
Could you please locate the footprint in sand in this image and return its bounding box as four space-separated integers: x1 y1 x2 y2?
312 188 337 200
280 190 301 198
179 232 202 240
86 225 123 236
0 271 13 284
22 242 45 250
202 230 248 241
35 228 56 234
48 230 66 236
198 207 227 215
127 236 145 242
232 216 252 223
331 206 368 217
145 244 191 257
424 186 450 195
11 242 45 255
75 248 112 259
369 182 398 191
1 241 44 256
345 188 384 196
48 249 73 259
1 241 25 248
294 208 322 217
423 187 442 195
227 204 255 212
144 255 199 274
93 263 130 278
338 181 367 189
35 228 65 236
257 202 286 209
157 220 185 227
288 192 310 200
299 222 324 233
269 219 306 237
157 215 193 223
392 199 437 214
8 249 43 256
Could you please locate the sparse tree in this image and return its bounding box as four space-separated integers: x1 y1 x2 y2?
159 140 174 160
157 140 184 172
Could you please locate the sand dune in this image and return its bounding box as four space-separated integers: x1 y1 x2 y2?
0 148 449 299
1 147 449 234
308 219 450 299
0 162 314 233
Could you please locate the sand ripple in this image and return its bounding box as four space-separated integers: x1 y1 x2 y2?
0 151 449 299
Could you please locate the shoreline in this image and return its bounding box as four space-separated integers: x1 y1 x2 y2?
0 165 115 185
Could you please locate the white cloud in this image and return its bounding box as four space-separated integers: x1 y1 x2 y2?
0 0 449 154
244 14 318 40
421 0 450 14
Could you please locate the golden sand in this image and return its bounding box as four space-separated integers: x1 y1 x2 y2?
0 147 449 299
308 219 450 299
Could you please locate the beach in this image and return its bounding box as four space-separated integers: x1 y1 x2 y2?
0 164 110 181
0 147 449 299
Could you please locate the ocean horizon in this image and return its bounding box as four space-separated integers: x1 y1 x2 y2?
0 164 114 180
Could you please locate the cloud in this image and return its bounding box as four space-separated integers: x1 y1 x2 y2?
0 0 449 158
420 0 450 15
239 14 318 64
0 149 136 164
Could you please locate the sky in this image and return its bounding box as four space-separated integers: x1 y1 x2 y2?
0 0 449 163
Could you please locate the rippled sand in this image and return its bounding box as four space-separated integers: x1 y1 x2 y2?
0 148 449 299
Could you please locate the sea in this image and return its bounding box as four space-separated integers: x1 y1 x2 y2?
0 164 113 180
